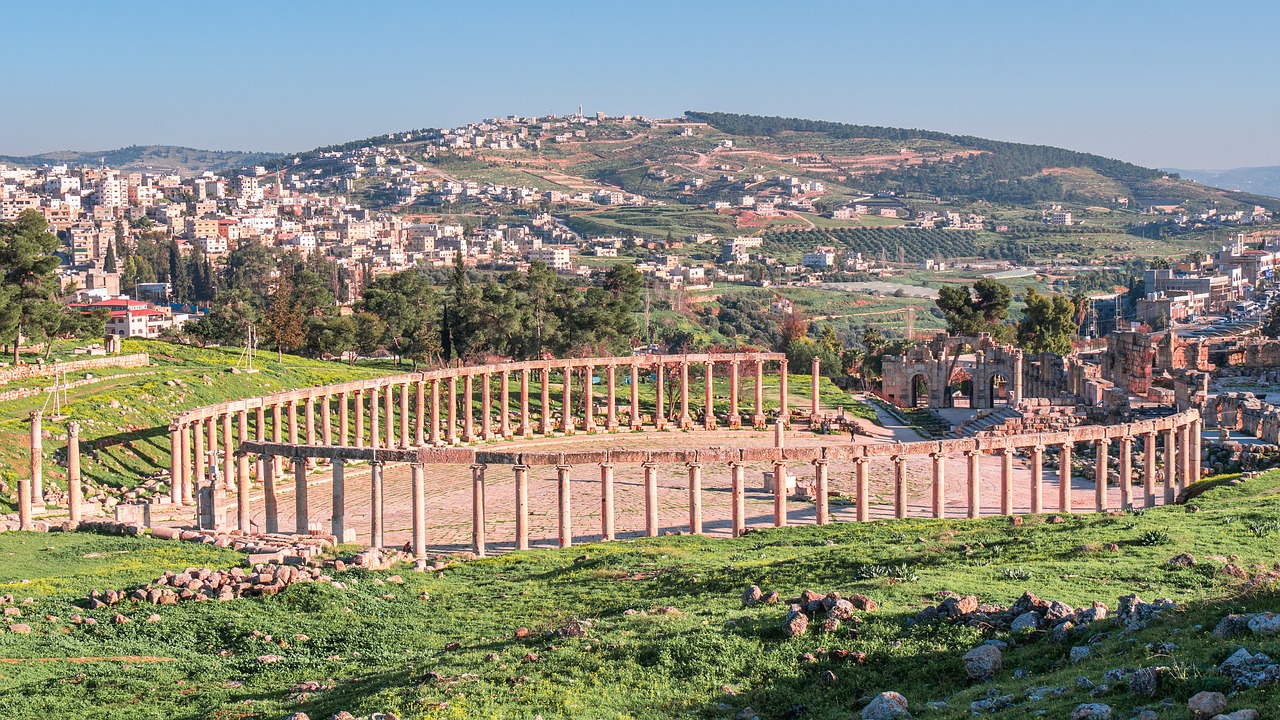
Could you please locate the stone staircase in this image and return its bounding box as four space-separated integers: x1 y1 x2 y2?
950 407 1023 437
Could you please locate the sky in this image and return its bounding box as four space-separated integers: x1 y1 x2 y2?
2 0 1278 170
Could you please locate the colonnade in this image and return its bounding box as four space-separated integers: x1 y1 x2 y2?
228 409 1202 566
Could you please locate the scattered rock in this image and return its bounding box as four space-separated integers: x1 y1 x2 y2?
859 691 910 719
962 644 1002 680
1213 710 1259 720
969 695 1015 713
1070 703 1112 720
741 585 763 606
1217 648 1280 688
1070 646 1092 663
1011 611 1041 634
1169 553 1197 567
849 594 878 612
1247 612 1280 636
1213 614 1252 639
735 707 759 720
7 624 31 634
782 608 808 638
1188 691 1227 719
1129 666 1162 697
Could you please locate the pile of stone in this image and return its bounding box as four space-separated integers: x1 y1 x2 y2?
743 587 877 637
80 563 329 607
913 591 1172 639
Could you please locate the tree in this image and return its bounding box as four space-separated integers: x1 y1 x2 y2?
103 241 118 273
1017 288 1078 355
304 315 357 360
0 210 62 363
264 277 304 361
935 279 1012 341
359 269 442 369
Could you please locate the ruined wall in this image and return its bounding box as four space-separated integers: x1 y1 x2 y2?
882 333 1022 409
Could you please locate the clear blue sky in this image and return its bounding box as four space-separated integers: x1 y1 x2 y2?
3 0 1278 169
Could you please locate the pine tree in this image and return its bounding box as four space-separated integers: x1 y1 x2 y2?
103 241 118 273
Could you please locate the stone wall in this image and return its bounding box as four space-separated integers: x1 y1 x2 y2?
0 353 149 383
882 333 1023 409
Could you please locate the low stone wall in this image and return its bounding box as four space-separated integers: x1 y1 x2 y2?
0 353 149 383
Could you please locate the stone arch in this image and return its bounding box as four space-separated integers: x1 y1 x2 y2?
910 373 930 407
989 373 1011 406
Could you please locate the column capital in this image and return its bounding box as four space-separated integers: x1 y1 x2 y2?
811 457 829 467
1032 444 1045 453
929 451 945 460
1000 446 1015 456
68 421 81 435
469 462 487 471
965 449 982 458
30 409 42 421
685 461 702 470
556 464 572 471
598 461 614 469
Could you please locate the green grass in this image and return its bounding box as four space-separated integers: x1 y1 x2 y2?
2 472 1279 718
0 340 397 511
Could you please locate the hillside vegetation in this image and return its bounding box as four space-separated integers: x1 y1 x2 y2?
0 472 1278 719
0 145 282 176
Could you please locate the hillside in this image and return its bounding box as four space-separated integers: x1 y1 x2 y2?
0 145 281 176
0 472 1277 718
1171 166 1280 200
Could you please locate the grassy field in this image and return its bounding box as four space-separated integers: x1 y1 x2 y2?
0 340 396 512
1 472 1278 718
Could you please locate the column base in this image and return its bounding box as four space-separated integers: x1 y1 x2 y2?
606 421 620 432
751 414 767 430
729 415 742 429
414 559 428 572
704 418 717 431
679 416 693 430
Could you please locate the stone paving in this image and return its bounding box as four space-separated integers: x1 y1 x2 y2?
246 418 1150 554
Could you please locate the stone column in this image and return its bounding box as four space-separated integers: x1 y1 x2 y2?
814 458 830 525
194 419 206 499
561 365 573 435
370 462 384 549
340 391 350 447
704 360 716 430
514 465 529 551
779 358 789 426
263 454 278 534
1191 418 1202 484
236 451 251 533
1119 436 1134 509
519 368 532 437
752 359 766 429
1000 448 1014 516
384 384 395 449
966 450 981 519
557 464 572 548
321 394 332 448
448 376 459 445
430 379 442 446
1143 431 1157 507
181 422 193 505
810 356 821 421
500 371 511 439
463 375 475 443
1095 438 1110 512
855 457 870 522
679 360 692 429
293 456 309 536
17 470 31 530
222 412 234 491
271 403 283 477
416 380 427 447
730 461 746 536
287 401 298 445
169 423 181 505
370 386 380 449
399 381 410 448
773 459 788 527
29 410 42 509
207 416 219 490
893 455 908 519
540 367 552 435
412 463 427 569
67 421 82 525
1178 422 1192 492
643 463 659 537
331 458 347 542
606 364 618 432
304 396 316 453
629 363 642 430
481 372 493 441
471 463 487 557
729 359 741 428
354 390 365 449
1030 445 1044 514
1163 427 1175 504
931 451 946 519
687 462 703 535
654 362 665 429
600 462 615 541
583 365 595 433
1059 442 1073 513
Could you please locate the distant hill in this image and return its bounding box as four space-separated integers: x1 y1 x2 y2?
0 145 282 176
686 111 1280 213
1166 166 1280 200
